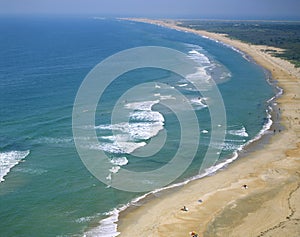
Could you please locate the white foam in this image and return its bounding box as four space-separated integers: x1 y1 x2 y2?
190 97 208 109
177 83 188 87
100 134 130 142
228 126 249 137
106 173 112 181
184 43 204 51
159 95 176 100
14 167 47 175
197 35 250 61
267 85 283 103
95 100 165 154
109 166 120 174
184 46 214 89
130 111 164 123
97 121 164 141
244 107 273 147
75 214 100 224
88 141 146 154
184 87 198 92
35 137 73 144
124 100 159 111
220 71 232 80
188 50 211 65
132 122 164 140
185 67 212 91
202 151 239 175
225 138 247 143
0 150 30 182
154 93 176 100
217 142 243 151
110 157 128 166
84 209 120 237
224 109 274 155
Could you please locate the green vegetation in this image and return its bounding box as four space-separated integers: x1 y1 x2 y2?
178 20 300 67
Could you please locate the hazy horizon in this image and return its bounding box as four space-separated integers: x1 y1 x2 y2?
0 0 299 20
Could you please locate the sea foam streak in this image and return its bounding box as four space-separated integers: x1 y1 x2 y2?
110 157 128 166
185 43 231 86
228 126 249 137
83 209 120 237
190 97 208 109
88 141 146 154
0 150 30 182
184 47 216 92
94 100 165 180
188 49 211 64
95 100 165 154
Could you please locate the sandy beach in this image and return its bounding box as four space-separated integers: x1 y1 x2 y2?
117 18 300 237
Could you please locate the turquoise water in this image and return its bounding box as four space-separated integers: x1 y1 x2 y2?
0 17 276 236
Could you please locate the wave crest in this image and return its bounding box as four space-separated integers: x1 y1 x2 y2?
0 150 30 182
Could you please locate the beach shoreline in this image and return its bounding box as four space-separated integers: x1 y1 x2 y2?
117 18 300 237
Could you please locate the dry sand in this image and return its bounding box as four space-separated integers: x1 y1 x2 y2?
117 18 300 237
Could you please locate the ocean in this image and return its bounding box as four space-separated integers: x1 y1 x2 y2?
0 17 277 236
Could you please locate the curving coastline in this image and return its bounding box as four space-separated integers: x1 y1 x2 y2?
116 18 300 237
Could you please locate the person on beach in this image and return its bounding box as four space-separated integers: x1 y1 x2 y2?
242 184 248 189
181 206 188 211
190 231 198 237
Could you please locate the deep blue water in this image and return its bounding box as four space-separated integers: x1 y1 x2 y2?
0 17 275 236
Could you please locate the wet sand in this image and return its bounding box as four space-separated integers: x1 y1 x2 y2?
118 18 300 237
